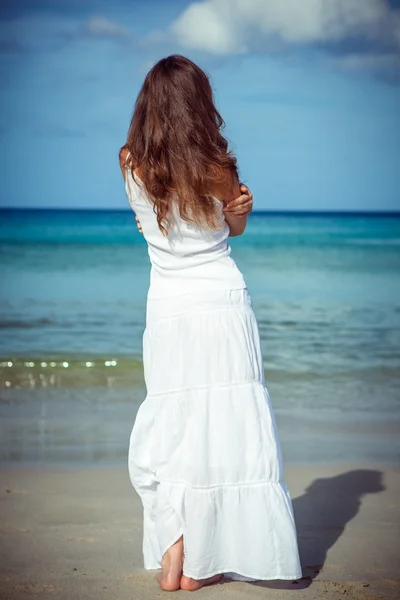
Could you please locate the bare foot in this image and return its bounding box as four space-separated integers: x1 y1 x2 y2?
157 537 184 592
180 574 223 591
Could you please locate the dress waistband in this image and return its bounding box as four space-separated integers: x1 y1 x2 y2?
146 288 251 324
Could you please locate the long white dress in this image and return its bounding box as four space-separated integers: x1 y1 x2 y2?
125 164 302 582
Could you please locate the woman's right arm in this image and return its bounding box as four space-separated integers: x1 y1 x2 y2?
119 146 143 234
119 146 129 181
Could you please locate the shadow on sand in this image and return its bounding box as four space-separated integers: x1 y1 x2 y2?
250 468 385 591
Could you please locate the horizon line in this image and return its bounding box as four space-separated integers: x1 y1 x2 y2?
1 207 399 217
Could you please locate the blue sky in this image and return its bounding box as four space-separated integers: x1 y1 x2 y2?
0 0 399 211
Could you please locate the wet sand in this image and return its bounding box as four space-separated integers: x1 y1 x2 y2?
0 464 399 599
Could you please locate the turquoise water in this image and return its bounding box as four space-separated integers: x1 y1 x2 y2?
1 210 400 465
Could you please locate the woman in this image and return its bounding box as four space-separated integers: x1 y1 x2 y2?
119 55 301 592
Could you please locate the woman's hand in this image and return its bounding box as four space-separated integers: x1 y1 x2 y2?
223 184 253 216
135 215 143 233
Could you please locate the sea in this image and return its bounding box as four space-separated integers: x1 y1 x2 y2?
1 209 399 467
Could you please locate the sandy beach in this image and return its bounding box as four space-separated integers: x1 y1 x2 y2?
1 464 399 600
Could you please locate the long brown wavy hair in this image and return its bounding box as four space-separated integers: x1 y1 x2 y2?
121 55 238 235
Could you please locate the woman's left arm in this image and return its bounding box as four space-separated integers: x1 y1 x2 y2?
223 184 253 217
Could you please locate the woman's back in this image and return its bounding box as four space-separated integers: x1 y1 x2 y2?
124 164 246 299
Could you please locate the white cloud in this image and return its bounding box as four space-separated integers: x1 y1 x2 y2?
171 2 243 55
82 16 130 40
170 0 400 55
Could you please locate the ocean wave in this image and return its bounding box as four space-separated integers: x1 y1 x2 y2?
265 366 400 382
0 318 55 329
0 355 145 390
1 356 399 391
